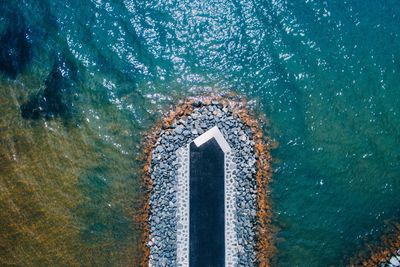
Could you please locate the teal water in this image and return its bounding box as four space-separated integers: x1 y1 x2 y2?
0 0 399 266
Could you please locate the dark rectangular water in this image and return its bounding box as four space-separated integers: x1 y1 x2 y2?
189 138 225 267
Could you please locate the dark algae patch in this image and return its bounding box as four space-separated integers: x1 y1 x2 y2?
20 52 81 122
0 8 33 78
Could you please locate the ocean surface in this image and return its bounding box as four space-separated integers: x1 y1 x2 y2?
0 0 399 266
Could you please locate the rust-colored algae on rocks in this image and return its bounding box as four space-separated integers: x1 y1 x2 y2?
234 99 275 267
349 222 400 266
139 93 275 266
138 98 195 267
137 123 158 267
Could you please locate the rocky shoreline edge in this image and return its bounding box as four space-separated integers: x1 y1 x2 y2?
138 94 275 266
350 223 400 267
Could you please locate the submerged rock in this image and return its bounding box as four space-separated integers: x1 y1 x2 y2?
0 12 33 78
20 52 80 121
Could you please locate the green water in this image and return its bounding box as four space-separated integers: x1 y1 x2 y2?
0 0 399 266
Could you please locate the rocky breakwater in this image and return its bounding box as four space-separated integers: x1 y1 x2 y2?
141 95 274 266
364 249 400 267
350 223 400 267
382 251 400 267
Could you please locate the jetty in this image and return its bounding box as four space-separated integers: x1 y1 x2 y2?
143 96 273 266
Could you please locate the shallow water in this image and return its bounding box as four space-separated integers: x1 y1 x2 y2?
0 0 399 266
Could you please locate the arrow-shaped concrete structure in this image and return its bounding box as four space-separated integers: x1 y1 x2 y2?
175 126 237 266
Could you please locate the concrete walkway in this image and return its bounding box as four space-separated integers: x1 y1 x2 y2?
176 127 237 267
189 138 225 266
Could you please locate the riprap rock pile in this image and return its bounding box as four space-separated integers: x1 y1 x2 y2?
143 96 273 266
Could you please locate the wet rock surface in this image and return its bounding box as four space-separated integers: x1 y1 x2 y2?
148 100 258 266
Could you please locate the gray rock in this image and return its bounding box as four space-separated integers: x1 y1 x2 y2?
156 145 164 153
191 113 199 120
390 257 400 267
177 223 183 230
175 125 184 134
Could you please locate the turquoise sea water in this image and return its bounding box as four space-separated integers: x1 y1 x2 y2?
0 0 399 266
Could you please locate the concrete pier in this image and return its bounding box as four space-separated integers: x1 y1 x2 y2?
189 138 225 266
145 98 273 266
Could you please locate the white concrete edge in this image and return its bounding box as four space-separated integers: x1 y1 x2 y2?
225 151 237 266
176 127 237 266
186 144 190 267
175 145 190 267
224 153 227 266
193 126 232 153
